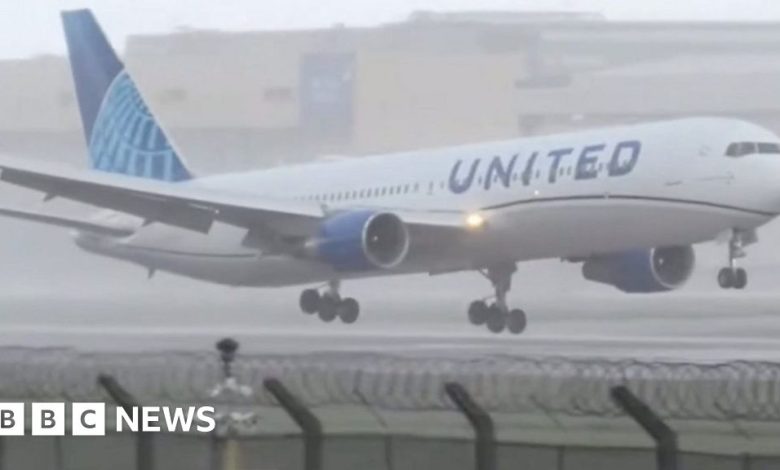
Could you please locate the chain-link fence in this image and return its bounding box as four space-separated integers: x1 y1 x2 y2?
2 347 780 421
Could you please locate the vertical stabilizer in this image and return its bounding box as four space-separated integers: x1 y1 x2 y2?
62 9 193 182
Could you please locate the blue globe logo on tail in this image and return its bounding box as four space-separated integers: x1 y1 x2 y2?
89 72 191 182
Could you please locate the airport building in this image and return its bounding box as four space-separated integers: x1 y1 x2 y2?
2 11 780 173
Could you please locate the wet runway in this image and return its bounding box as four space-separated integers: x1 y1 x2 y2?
2 276 780 361
0 212 779 360
1 204 780 457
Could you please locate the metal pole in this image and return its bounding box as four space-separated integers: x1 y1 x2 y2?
263 378 322 470
0 433 5 470
610 385 678 470
97 374 154 470
444 382 496 470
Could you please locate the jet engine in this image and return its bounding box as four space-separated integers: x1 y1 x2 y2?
311 210 410 271
581 245 695 293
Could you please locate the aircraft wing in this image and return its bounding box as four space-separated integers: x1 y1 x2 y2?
0 157 470 241
0 156 328 236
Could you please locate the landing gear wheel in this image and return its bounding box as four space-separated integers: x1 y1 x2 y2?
717 268 734 289
506 309 527 335
318 296 339 322
468 300 489 325
469 263 529 335
485 304 506 334
734 268 747 290
718 229 751 290
299 289 320 314
338 298 360 324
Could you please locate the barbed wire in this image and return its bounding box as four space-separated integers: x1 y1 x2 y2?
0 347 779 421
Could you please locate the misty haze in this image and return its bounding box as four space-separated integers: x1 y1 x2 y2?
1 2 780 470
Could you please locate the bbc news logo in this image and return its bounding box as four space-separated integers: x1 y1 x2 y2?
0 403 216 435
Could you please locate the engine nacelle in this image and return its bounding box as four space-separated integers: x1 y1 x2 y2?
312 210 410 271
582 245 695 293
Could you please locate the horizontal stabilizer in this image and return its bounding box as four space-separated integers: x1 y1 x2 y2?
0 205 135 237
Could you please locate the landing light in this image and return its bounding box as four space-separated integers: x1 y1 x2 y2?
465 213 486 230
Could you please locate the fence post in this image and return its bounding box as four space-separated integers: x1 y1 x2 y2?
97 374 153 470
444 382 496 470
263 378 322 470
610 385 678 470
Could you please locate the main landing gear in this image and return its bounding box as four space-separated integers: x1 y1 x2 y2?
299 280 360 324
467 263 527 335
718 230 748 290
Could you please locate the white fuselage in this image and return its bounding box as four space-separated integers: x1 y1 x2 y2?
75 117 780 287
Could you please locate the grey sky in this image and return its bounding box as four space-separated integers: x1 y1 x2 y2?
1 0 780 59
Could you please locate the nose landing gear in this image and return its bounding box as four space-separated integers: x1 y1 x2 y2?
467 263 527 335
299 280 360 324
717 229 749 290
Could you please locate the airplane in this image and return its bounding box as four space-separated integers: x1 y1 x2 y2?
0 9 777 335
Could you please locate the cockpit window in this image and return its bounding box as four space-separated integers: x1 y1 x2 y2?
758 142 780 154
725 141 780 157
742 142 756 155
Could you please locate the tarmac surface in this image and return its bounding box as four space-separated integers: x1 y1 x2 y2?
1 215 780 458
1 267 780 360
0 203 779 360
